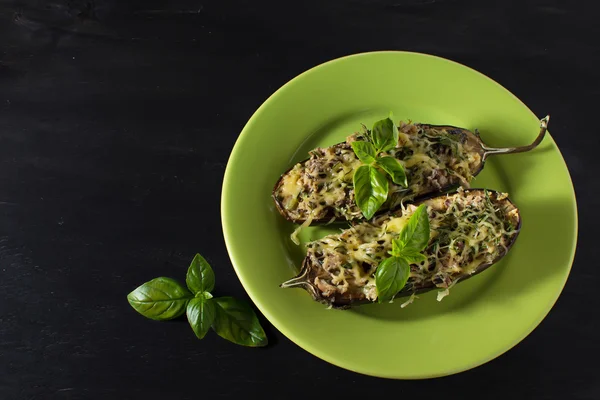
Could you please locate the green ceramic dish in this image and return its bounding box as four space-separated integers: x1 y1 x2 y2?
221 52 577 379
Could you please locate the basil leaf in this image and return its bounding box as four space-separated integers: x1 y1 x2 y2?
351 141 377 164
186 253 215 294
353 165 389 220
371 117 398 153
396 204 431 254
187 297 216 339
127 277 192 321
375 257 410 303
400 252 428 264
212 297 268 347
375 156 408 187
196 291 213 300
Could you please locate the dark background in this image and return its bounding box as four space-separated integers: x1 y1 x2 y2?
0 0 597 398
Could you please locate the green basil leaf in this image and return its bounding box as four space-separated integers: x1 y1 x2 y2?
375 257 410 303
187 297 216 339
371 117 398 153
196 291 213 300
353 165 389 220
212 297 268 347
400 252 428 264
396 204 431 254
351 141 377 164
127 277 192 321
391 238 402 256
186 253 215 294
375 156 408 187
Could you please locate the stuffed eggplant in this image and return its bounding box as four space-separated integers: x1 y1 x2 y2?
273 117 547 225
280 189 521 309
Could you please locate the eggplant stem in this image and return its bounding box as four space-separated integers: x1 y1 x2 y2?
482 115 549 160
280 262 322 299
280 261 311 289
280 275 309 289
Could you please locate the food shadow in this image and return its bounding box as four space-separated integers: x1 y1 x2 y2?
473 149 551 196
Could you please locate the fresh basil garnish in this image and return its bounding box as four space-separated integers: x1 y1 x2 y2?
376 204 431 303
195 291 213 301
213 297 268 347
394 204 430 254
353 165 388 220
350 115 407 219
396 252 427 264
187 297 216 339
351 141 377 164
375 257 410 303
186 253 216 294
375 156 408 187
371 117 398 153
127 253 268 347
127 277 192 321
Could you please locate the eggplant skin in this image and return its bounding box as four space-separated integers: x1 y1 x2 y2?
280 189 522 310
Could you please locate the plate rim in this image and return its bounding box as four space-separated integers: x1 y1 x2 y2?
221 50 579 379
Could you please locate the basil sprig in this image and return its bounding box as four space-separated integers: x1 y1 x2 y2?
351 115 408 219
376 204 430 303
127 253 268 347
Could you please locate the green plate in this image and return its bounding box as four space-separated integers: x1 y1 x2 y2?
221 52 577 379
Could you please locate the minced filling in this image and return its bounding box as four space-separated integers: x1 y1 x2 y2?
304 189 519 302
275 122 482 222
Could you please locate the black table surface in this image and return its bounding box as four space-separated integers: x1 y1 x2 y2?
0 0 597 398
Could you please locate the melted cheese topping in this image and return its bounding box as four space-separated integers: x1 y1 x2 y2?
305 189 519 302
274 122 481 222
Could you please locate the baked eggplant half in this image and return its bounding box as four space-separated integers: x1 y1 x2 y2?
280 189 521 309
273 117 547 224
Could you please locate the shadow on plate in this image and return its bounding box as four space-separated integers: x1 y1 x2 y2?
474 149 551 196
